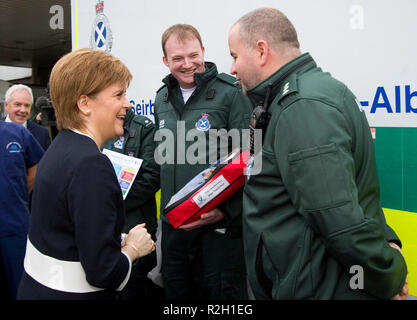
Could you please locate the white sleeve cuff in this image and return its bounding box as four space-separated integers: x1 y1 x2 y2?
117 251 132 291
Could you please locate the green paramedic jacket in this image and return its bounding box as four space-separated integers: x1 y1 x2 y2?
103 108 160 236
243 53 407 300
154 62 252 228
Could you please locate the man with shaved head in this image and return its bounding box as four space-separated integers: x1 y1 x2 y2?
228 7 408 300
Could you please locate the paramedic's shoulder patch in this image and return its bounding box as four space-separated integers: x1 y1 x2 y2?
216 73 238 86
133 115 153 128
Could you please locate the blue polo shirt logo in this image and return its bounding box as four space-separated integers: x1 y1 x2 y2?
6 142 23 153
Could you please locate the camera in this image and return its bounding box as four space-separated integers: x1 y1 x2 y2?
35 96 56 127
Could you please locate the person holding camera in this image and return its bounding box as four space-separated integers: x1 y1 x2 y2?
17 48 155 300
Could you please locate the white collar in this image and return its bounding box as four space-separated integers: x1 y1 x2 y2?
5 115 27 128
70 129 100 150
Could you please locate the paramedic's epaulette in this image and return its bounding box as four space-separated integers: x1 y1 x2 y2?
157 84 169 102
275 73 299 104
133 115 153 128
216 73 238 86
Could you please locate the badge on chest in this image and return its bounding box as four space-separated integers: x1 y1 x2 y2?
195 113 210 132
113 136 125 149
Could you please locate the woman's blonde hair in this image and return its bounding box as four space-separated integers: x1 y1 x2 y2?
49 48 132 130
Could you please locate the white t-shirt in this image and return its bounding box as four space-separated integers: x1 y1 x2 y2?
180 86 196 104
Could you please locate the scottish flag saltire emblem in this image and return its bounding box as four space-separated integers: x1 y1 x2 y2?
113 136 124 149
195 113 210 131
90 0 113 52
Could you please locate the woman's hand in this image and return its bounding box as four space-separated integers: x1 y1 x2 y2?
122 223 155 261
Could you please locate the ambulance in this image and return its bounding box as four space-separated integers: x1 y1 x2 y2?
71 0 417 296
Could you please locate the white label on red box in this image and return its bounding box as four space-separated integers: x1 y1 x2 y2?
192 175 230 208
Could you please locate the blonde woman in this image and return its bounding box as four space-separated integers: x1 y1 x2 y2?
17 49 155 300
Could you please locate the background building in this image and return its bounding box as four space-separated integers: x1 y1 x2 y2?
0 0 71 114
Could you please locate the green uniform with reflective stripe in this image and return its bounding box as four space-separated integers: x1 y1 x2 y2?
243 53 407 300
154 62 252 299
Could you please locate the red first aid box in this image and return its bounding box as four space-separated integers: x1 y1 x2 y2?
164 149 250 229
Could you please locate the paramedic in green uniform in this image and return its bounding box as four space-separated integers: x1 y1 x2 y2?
228 8 408 299
103 108 160 299
154 24 252 300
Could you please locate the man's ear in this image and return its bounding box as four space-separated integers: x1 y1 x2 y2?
255 40 269 67
3 101 9 113
162 56 169 67
77 95 91 116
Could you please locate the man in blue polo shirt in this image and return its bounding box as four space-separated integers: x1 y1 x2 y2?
0 121 44 299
